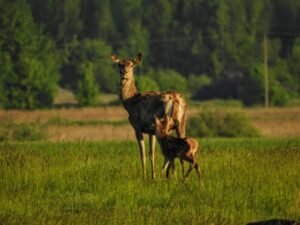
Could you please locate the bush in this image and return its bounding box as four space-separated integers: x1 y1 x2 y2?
0 123 47 141
193 70 246 102
146 69 188 93
269 80 290 106
75 62 99 106
136 76 160 92
188 74 212 97
191 99 243 108
187 110 259 137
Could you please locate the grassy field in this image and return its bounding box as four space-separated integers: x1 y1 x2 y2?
0 103 299 224
0 138 299 225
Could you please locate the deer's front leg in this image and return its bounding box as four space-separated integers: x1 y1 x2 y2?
180 159 185 179
161 159 170 178
135 130 146 179
170 159 177 180
149 134 156 179
175 112 186 138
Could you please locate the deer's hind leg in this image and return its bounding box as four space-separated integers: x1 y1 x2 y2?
149 134 156 179
184 161 200 180
194 162 201 179
194 151 201 179
181 156 194 180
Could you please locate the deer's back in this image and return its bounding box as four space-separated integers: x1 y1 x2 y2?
158 136 187 158
158 136 198 159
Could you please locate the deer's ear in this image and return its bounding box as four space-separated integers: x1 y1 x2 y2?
165 115 172 130
111 54 120 64
154 115 160 125
133 53 142 65
165 115 171 124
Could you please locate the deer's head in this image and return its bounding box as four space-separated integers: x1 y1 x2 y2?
111 53 142 80
154 115 172 139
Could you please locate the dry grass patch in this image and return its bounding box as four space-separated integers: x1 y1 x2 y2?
244 107 300 138
0 107 127 123
48 125 135 141
1 106 299 140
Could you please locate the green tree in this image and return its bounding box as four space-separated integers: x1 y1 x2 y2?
136 76 160 92
271 0 300 57
188 74 212 98
75 62 99 106
142 0 178 70
29 0 83 45
147 69 188 93
8 0 300 105
61 38 116 94
288 38 300 97
111 0 149 64
0 0 60 109
81 0 116 40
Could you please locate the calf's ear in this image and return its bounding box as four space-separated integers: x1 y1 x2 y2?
111 54 120 63
153 114 160 126
133 53 142 65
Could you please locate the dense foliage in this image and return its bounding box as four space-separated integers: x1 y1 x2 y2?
187 110 260 137
0 0 299 108
0 0 60 109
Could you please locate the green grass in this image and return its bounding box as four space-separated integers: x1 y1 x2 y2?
0 139 299 225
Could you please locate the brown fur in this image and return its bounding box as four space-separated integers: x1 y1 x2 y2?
154 115 200 180
112 53 187 179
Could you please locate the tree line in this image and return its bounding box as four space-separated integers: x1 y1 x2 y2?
0 0 299 108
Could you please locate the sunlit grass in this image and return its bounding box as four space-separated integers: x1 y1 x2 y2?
0 139 299 224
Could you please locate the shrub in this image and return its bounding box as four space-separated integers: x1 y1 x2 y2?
157 69 188 93
75 62 100 106
269 80 290 106
187 110 259 137
146 69 188 93
136 76 160 92
188 74 212 97
0 123 47 141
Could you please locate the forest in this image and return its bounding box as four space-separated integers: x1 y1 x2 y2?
0 0 299 108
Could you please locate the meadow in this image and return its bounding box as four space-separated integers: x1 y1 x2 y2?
0 102 300 224
0 139 299 225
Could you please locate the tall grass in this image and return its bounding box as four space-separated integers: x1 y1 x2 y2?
0 139 299 225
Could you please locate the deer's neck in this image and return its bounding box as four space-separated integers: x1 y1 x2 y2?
119 72 139 101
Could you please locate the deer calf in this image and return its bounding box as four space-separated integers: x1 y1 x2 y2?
154 115 200 180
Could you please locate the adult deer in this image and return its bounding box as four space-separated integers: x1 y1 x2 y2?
111 53 187 179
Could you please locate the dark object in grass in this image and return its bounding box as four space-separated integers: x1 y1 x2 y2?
247 219 300 225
